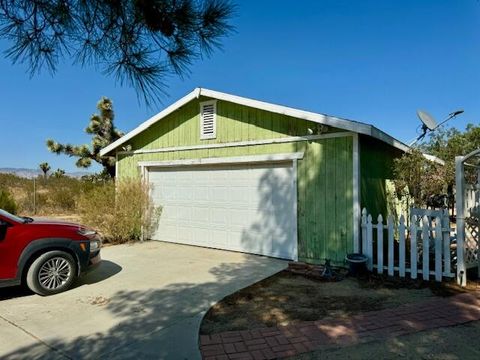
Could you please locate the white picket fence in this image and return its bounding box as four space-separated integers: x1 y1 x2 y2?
361 208 455 282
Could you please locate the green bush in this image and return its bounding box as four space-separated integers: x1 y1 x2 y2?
0 188 18 214
77 179 161 244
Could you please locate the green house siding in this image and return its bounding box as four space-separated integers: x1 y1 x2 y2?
297 136 353 264
359 135 401 218
117 99 355 264
128 97 343 151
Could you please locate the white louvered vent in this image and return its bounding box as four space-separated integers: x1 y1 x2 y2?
200 100 217 140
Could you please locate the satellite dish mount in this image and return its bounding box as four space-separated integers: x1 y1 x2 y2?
410 109 464 146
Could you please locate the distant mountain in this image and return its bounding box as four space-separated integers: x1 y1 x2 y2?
0 168 92 179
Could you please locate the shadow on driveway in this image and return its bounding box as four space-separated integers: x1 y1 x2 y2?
1 251 285 360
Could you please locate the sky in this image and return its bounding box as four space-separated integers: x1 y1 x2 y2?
0 0 478 173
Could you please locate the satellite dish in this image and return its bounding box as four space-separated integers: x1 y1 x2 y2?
410 108 464 146
417 110 438 131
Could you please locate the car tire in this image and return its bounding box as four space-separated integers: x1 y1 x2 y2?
26 251 77 296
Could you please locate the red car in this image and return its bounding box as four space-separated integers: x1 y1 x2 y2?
0 209 101 296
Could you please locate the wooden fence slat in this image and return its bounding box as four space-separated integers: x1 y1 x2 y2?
442 209 451 275
410 215 418 279
362 208 367 255
435 216 443 282
388 215 394 276
377 214 384 274
366 214 373 271
399 215 406 278
422 216 430 281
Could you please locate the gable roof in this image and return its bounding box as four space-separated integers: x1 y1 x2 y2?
101 87 409 156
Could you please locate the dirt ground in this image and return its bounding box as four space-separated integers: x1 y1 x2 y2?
200 269 471 335
289 321 480 360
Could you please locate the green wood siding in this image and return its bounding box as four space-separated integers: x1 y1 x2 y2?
360 135 401 218
117 98 355 264
128 97 332 151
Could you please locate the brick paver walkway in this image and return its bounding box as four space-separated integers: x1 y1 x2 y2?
199 291 480 360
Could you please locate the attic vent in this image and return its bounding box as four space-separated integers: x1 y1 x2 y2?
200 100 217 140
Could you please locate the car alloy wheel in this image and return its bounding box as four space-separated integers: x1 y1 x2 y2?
38 257 73 290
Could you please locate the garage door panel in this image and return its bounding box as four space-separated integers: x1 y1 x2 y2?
149 163 297 260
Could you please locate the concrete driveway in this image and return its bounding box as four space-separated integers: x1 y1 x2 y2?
0 242 287 360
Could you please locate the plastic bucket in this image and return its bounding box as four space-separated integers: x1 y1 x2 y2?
345 253 368 276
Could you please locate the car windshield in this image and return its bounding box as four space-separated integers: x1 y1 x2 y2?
0 209 27 223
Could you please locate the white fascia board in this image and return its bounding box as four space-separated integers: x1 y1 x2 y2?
100 88 201 156
199 88 373 135
369 127 410 153
422 153 445 165
137 152 304 168
101 87 411 156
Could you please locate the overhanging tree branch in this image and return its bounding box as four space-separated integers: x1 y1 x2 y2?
0 0 235 105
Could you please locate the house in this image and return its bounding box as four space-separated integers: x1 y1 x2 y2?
100 88 406 265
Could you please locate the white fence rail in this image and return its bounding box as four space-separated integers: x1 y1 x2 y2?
361 208 455 282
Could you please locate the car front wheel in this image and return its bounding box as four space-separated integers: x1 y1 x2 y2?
26 251 77 296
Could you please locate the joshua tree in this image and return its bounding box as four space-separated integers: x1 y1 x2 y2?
39 162 50 179
47 97 122 178
52 169 66 178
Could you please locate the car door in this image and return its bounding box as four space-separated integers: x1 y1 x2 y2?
0 218 18 280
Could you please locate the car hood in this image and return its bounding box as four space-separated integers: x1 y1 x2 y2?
29 218 90 231
31 218 82 227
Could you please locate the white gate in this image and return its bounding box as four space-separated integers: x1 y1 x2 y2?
361 208 454 282
456 150 480 286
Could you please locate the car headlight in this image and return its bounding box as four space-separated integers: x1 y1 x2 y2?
90 240 101 251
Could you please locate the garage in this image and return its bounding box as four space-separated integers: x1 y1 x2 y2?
147 160 298 260
102 88 406 264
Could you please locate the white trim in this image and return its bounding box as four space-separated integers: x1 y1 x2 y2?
292 159 299 261
352 134 360 253
200 88 373 135
422 153 445 165
200 100 217 140
100 88 200 156
115 153 119 178
138 152 304 169
100 87 410 156
119 132 353 156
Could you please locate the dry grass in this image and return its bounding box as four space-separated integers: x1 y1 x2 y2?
200 270 472 335
0 173 96 216
77 179 161 244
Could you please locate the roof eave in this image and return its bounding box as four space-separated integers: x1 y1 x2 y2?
100 87 410 156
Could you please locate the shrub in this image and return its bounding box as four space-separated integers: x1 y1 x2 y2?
77 179 161 244
0 188 18 214
44 177 79 213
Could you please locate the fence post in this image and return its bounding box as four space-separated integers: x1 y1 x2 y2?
410 215 418 279
435 216 443 282
377 214 384 274
442 209 451 276
422 215 430 281
33 177 36 215
387 215 394 276
361 208 367 255
455 156 466 286
367 214 373 271
399 215 406 278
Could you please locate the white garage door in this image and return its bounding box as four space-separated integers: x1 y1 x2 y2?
148 162 297 260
